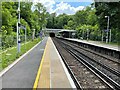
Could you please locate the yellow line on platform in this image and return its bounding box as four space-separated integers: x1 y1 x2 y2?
33 39 48 90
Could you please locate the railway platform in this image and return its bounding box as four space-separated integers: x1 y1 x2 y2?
34 37 75 89
1 37 48 89
62 38 120 59
66 38 119 51
0 37 75 89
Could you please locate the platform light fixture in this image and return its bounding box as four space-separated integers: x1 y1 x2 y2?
105 16 110 43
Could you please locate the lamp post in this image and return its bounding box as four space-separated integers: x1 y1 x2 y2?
102 30 104 42
32 29 35 41
105 16 110 43
24 26 26 51
17 0 21 53
87 29 89 40
109 29 111 42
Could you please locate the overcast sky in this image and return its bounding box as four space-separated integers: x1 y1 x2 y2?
32 0 93 16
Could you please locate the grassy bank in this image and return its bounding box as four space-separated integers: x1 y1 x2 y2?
0 38 41 71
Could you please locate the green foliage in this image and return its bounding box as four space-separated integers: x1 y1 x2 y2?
87 9 98 26
94 1 120 43
1 2 47 49
46 5 100 40
74 10 87 26
46 3 119 43
20 18 31 35
1 2 120 44
20 2 33 28
35 3 47 29
46 13 70 29
1 38 40 69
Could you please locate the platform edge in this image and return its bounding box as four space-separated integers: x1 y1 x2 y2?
51 38 76 88
33 38 48 90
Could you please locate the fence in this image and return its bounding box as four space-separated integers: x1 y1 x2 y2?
1 35 33 50
0 34 40 70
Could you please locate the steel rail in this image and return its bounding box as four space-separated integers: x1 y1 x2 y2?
60 40 120 77
56 38 120 90
69 49 120 90
52 38 82 89
61 39 120 65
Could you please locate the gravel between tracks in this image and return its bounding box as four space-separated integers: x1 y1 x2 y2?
52 38 110 89
61 39 120 71
58 38 120 84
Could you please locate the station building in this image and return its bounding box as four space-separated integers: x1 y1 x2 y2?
58 29 77 38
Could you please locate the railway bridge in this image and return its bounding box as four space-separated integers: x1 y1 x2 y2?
42 28 77 38
42 28 61 37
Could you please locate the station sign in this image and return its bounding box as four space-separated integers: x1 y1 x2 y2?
18 23 26 30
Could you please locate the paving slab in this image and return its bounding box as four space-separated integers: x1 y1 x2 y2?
37 37 75 88
2 37 48 89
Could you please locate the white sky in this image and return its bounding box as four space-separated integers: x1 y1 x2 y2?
32 0 92 16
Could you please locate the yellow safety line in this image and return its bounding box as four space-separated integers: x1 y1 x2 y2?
33 39 48 90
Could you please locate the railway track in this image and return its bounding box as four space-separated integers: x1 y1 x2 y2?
59 38 120 70
58 38 120 84
52 37 120 90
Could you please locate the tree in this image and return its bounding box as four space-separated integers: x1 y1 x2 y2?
20 2 33 28
86 9 98 26
74 10 87 26
1 2 48 49
94 1 120 43
64 20 75 30
35 3 47 29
